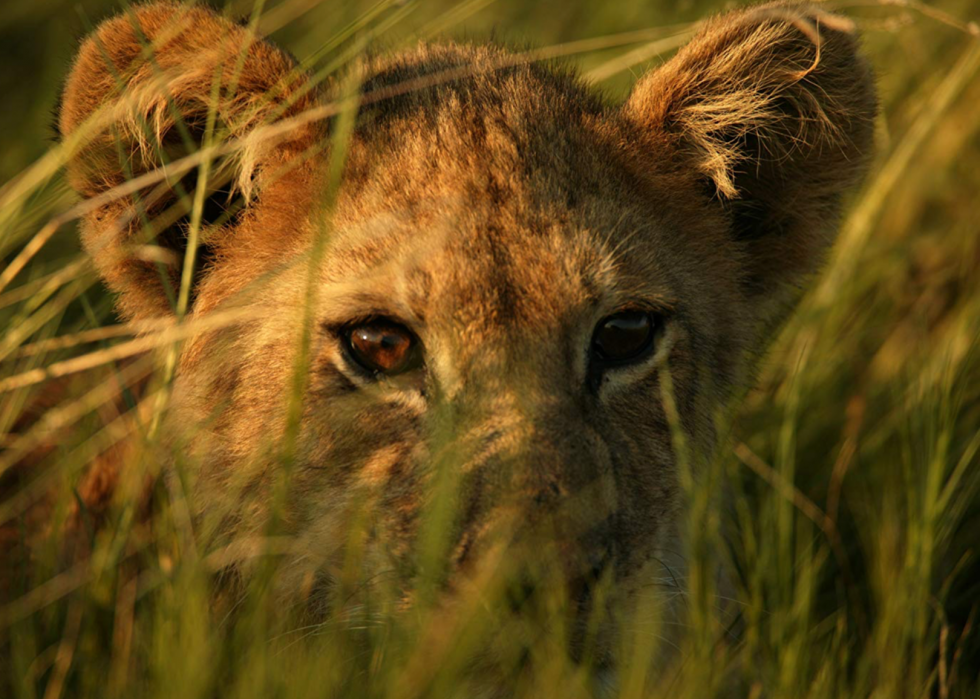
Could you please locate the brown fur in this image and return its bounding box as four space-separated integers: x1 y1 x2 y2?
34 0 876 667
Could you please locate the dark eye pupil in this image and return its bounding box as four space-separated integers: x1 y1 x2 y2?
348 323 416 374
592 311 655 362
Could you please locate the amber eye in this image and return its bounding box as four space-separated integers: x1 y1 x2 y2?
344 321 420 375
591 311 657 365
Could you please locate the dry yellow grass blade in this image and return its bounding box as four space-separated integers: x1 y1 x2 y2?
585 30 692 83
0 258 90 312
6 322 163 359
0 380 166 526
734 442 837 542
0 534 300 627
830 0 980 36
0 278 101 364
0 352 156 477
419 0 498 40
0 306 254 395
0 564 92 630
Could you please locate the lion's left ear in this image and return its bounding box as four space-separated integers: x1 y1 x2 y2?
624 2 876 305
60 2 323 322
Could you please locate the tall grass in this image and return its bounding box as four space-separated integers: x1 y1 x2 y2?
2 0 980 697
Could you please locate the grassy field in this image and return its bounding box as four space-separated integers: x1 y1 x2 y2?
2 0 980 697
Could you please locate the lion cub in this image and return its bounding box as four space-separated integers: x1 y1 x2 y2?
54 0 875 669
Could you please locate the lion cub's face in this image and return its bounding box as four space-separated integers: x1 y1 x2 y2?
62 1 875 662
285 79 723 597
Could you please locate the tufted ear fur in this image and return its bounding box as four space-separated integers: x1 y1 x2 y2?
60 2 323 321
624 2 876 310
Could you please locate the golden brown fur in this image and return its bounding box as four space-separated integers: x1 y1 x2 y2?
27 0 877 669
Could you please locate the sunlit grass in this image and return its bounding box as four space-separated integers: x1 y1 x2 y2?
2 0 980 697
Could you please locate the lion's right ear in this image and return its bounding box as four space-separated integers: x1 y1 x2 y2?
623 3 876 322
60 2 323 321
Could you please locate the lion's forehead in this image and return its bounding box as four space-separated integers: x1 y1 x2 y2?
314 62 672 349
337 58 632 224
324 194 660 335
326 138 667 323
320 221 608 364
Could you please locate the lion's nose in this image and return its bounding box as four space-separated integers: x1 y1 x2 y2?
569 551 611 606
567 551 614 663
502 549 612 665
505 550 610 615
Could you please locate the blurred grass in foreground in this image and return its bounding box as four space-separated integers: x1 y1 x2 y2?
2 0 980 697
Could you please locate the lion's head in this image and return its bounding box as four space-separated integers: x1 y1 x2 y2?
59 0 875 669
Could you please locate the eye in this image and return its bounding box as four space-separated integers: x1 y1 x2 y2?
343 320 421 376
590 310 658 365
